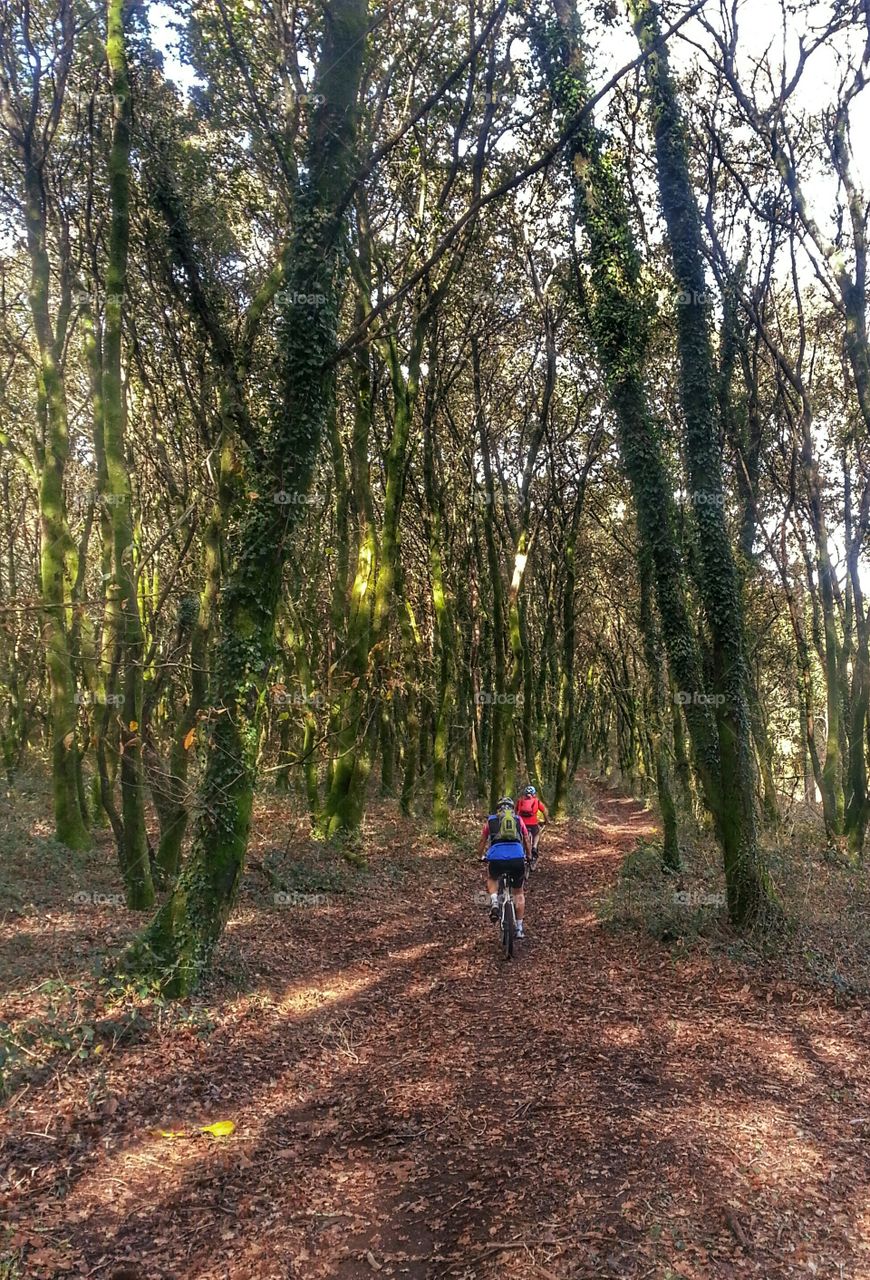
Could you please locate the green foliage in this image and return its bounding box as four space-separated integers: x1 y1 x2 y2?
601 834 726 944
262 844 357 895
0 1251 23 1280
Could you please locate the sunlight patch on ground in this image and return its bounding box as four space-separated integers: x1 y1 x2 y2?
854 1194 870 1238
562 909 608 929
371 941 441 964
666 1021 819 1087
791 1022 869 1074
680 1099 826 1180
27 817 60 839
278 971 378 1016
228 904 335 929
595 1022 645 1046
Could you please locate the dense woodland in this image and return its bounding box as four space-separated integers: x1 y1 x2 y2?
1 0 869 997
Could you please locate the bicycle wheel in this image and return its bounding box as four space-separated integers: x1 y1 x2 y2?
501 894 515 960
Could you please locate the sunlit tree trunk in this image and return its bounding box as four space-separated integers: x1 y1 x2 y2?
473 338 507 807
423 386 455 833
24 142 91 852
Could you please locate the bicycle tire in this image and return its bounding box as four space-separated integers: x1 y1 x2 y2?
501 893 515 960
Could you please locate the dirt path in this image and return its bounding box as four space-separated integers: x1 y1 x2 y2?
4 785 870 1279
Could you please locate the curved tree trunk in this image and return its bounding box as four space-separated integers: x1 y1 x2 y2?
140 0 368 993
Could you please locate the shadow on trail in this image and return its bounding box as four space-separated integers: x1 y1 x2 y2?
4 782 869 1279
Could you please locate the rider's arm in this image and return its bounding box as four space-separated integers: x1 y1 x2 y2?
476 821 489 859
538 800 549 822
518 816 531 857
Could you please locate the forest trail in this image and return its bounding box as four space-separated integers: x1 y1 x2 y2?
4 784 870 1280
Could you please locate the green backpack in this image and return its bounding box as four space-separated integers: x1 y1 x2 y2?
492 807 520 843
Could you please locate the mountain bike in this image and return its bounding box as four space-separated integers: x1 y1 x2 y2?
496 868 519 959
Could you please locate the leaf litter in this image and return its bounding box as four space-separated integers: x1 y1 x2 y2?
1 783 869 1278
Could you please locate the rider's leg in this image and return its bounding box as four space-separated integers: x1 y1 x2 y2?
486 870 499 919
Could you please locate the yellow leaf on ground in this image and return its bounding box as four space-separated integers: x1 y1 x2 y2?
182 727 196 750
200 1120 236 1138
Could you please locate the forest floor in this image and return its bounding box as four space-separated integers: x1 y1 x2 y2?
2 779 870 1280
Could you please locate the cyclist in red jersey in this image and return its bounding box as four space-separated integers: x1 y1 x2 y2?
515 786 548 867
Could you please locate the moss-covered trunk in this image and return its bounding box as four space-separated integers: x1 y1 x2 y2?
398 588 422 817
541 0 779 929
639 547 679 868
24 151 91 852
627 0 780 928
423 389 455 833
844 476 869 856
153 452 231 879
102 0 153 907
140 0 368 993
322 276 427 829
473 338 508 808
552 520 577 818
322 318 376 831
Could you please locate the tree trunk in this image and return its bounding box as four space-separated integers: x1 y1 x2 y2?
24 155 91 851
139 0 368 993
639 549 680 869
542 0 780 929
103 0 154 907
628 0 780 928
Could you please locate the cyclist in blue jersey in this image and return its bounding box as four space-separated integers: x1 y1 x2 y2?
476 796 532 938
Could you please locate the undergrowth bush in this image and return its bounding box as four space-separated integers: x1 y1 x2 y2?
602 798 870 996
